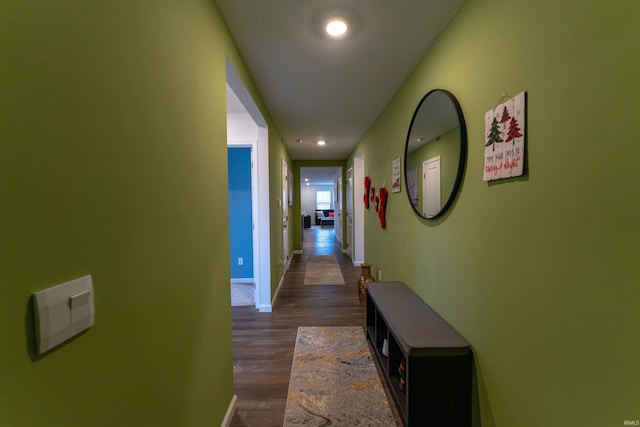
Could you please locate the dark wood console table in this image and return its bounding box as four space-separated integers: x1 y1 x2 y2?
366 281 472 426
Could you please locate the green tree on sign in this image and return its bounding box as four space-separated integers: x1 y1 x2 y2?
485 117 503 151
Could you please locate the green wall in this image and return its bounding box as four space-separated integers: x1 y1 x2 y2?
353 0 639 425
0 0 283 424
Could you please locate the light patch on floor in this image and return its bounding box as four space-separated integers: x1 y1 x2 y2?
231 282 254 306
303 255 345 285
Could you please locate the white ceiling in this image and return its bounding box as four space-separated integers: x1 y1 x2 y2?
300 166 341 186
215 0 463 162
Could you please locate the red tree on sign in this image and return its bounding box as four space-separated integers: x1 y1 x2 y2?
499 106 511 125
505 117 523 144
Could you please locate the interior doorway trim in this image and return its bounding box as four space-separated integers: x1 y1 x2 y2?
226 58 272 312
352 156 365 266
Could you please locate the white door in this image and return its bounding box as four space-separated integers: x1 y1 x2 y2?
282 159 289 270
335 177 342 243
346 168 353 260
352 157 365 265
423 156 441 218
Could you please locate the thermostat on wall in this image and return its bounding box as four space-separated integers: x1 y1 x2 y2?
33 275 95 354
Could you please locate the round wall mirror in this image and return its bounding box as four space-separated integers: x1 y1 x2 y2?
404 89 467 219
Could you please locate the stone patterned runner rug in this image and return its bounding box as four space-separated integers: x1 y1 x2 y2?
284 326 396 427
303 255 345 285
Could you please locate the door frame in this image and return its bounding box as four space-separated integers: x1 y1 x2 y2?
226 59 272 312
282 159 290 271
346 167 353 260
352 156 365 266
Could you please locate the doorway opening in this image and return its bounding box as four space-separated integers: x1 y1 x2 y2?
299 166 343 250
226 59 272 312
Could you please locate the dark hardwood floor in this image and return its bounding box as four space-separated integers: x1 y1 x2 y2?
230 226 400 426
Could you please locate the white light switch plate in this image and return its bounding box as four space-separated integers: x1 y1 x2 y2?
33 275 95 354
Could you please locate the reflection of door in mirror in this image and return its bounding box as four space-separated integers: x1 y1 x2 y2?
423 156 441 218
404 89 467 220
408 128 460 215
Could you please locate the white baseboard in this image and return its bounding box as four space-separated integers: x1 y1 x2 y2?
221 394 237 427
258 303 272 312
293 249 303 254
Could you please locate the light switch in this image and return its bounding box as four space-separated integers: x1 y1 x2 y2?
33 275 95 354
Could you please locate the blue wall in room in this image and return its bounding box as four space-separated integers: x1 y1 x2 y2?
228 147 253 278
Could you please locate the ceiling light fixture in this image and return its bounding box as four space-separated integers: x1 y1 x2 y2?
325 18 348 37
317 140 326 146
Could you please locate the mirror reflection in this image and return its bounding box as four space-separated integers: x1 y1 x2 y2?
404 89 467 219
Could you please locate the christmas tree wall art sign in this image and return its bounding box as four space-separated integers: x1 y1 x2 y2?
483 92 526 181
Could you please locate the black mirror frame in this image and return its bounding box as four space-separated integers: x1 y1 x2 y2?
404 89 467 220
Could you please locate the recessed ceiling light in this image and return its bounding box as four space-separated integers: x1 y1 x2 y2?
304 178 309 182
317 140 326 146
325 18 348 37
313 8 359 41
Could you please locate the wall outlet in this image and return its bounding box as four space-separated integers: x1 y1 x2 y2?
238 257 243 266
378 270 382 281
